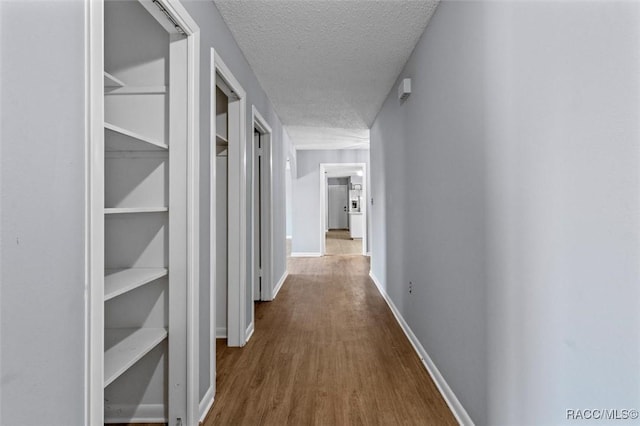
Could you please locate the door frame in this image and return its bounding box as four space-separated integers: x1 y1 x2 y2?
251 106 273 307
211 50 247 349
319 163 368 256
87 1 200 424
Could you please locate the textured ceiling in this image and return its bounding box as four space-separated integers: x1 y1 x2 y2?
213 0 439 147
287 126 370 150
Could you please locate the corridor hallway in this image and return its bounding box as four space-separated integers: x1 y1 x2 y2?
206 256 456 425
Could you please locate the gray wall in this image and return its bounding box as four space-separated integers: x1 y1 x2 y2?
291 149 369 254
0 1 87 424
181 0 289 402
370 1 640 425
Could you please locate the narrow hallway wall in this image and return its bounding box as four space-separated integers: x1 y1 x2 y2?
370 1 640 424
0 2 87 425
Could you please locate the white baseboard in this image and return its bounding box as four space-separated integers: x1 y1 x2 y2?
216 326 227 339
199 385 215 422
366 251 372 257
272 270 288 299
290 252 321 257
104 403 164 424
368 271 474 426
245 321 255 342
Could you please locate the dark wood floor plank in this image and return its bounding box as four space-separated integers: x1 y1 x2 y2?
205 256 457 426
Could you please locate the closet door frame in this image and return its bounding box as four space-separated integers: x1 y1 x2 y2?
251 105 273 304
86 1 105 424
86 1 200 425
210 49 248 349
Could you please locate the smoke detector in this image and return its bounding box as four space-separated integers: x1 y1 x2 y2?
398 78 411 102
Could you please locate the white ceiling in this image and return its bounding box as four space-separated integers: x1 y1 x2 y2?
287 126 369 150
213 0 439 149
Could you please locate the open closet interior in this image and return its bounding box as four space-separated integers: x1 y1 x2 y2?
215 84 229 340
102 0 191 422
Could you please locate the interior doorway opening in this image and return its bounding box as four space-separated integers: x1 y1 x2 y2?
211 50 247 352
251 107 273 308
319 163 368 257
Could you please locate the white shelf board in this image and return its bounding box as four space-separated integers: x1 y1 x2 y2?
104 328 167 387
216 133 228 145
105 207 168 215
104 268 168 301
105 86 167 95
104 71 125 88
105 122 168 151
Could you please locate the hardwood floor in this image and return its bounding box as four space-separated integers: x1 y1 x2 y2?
204 255 456 425
325 229 362 256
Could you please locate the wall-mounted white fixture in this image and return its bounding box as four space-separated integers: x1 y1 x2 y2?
398 78 411 101
356 170 363 177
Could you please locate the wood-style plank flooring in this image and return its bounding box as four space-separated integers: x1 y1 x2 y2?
204 255 456 425
325 230 362 256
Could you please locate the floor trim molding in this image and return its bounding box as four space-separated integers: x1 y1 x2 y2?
216 327 227 339
199 385 215 422
245 321 255 343
290 252 321 258
368 271 474 426
104 403 164 424
273 270 288 299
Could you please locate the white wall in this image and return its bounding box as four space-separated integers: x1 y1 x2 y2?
370 1 640 424
0 1 87 424
291 149 369 254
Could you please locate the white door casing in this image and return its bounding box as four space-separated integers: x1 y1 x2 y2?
251 106 273 304
211 50 247 349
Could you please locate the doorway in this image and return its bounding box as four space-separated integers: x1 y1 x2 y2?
211 50 248 351
90 0 200 423
251 107 273 328
319 163 368 257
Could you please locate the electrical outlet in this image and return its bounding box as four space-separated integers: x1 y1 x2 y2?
409 281 413 294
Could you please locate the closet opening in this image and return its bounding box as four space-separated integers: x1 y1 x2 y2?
251 106 273 311
211 51 248 350
90 0 200 424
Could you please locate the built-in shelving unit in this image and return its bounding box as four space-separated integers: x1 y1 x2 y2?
91 0 197 423
102 0 174 422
